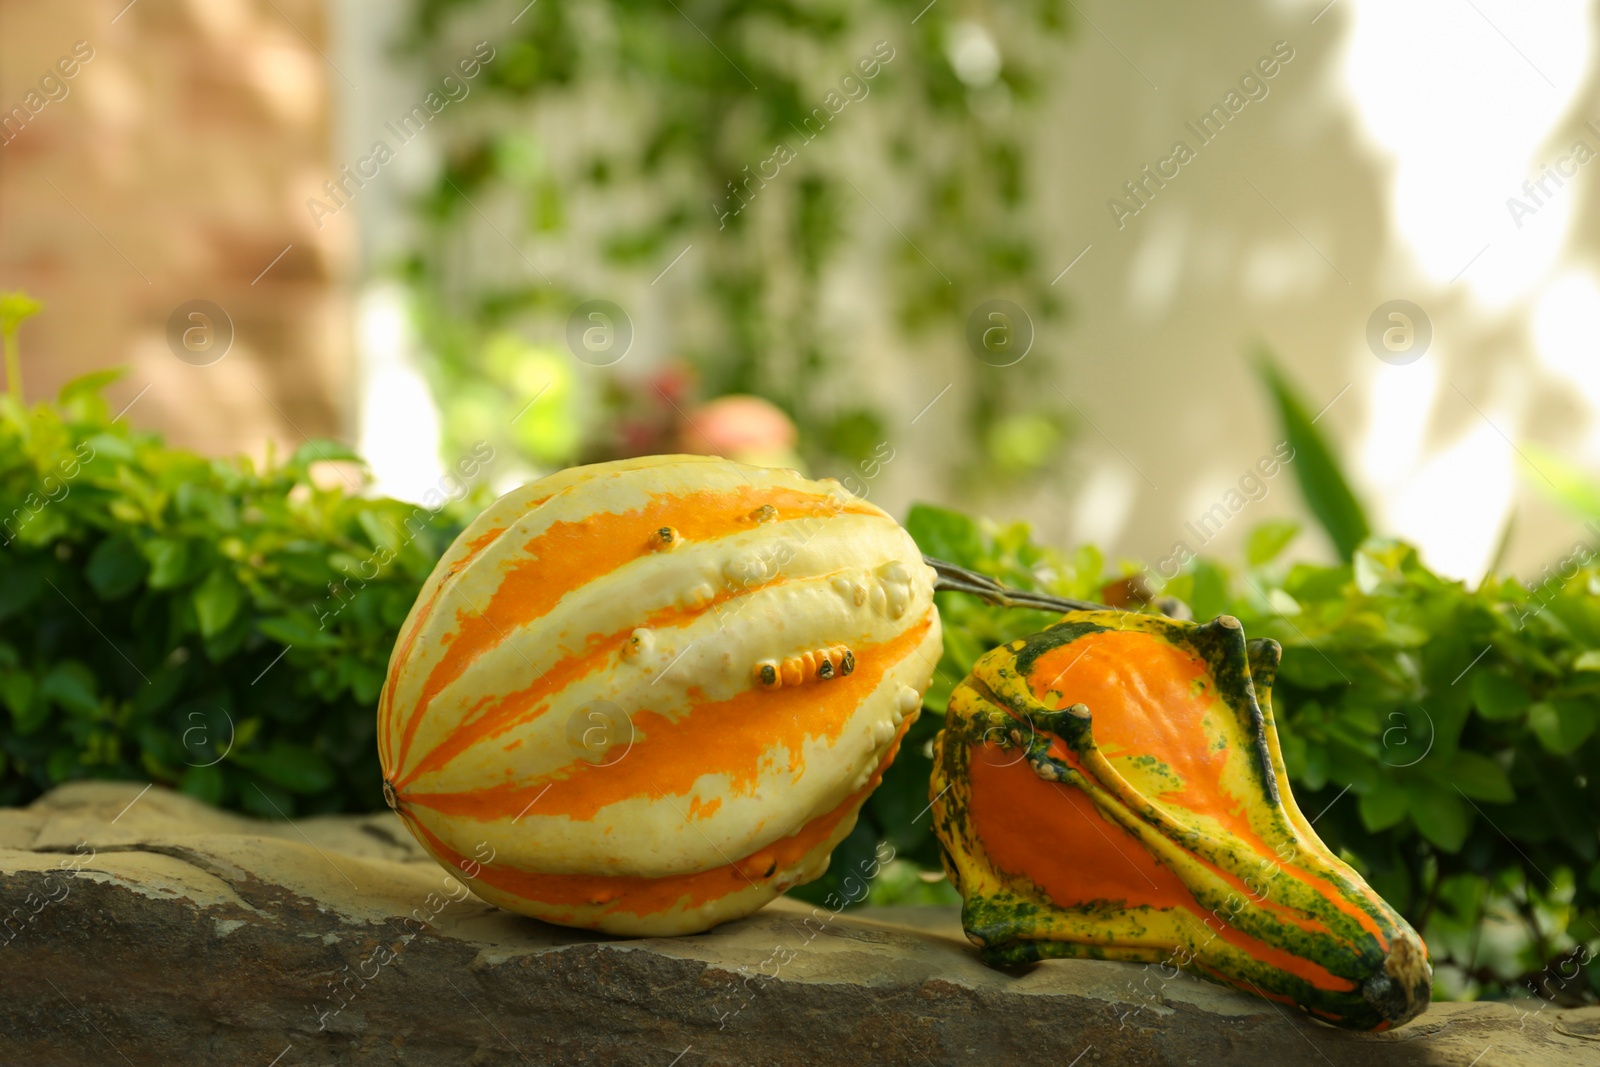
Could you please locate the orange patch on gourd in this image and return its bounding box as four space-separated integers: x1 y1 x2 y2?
461 523 511 557
967 738 1197 914
688 795 723 820
1028 632 1391 951
967 745 1357 993
1026 630 1261 841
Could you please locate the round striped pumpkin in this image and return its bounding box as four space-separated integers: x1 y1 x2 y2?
378 455 942 935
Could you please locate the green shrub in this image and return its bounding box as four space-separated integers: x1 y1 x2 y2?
0 316 481 815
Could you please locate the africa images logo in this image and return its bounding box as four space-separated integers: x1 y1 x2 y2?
1105 40 1296 230
306 42 496 230
711 42 897 229
1503 117 1600 230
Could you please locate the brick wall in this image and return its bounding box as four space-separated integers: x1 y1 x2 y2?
0 0 351 459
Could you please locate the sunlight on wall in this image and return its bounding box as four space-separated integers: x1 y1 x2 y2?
1388 419 1516 579
1358 357 1438 495
1341 0 1595 579
1068 463 1138 551
1341 0 1591 306
1125 210 1189 319
1241 237 1326 304
1533 269 1600 460
356 284 445 503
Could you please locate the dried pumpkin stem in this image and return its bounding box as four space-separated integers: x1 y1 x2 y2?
925 555 1110 615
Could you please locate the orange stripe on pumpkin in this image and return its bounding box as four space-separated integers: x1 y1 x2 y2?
461 523 511 557
378 518 517 769
391 570 809 791
391 484 877 771
379 573 454 773
405 725 908 924
687 795 723 820
403 615 935 821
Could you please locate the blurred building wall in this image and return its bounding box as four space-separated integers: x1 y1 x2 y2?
4 0 1593 586
336 0 1600 583
0 0 350 458
865 0 1600 582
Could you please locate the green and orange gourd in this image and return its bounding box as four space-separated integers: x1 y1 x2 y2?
930 609 1432 1031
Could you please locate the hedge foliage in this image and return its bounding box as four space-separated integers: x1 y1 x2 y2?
0 366 482 817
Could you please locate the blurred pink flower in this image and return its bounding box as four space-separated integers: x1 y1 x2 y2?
678 394 803 471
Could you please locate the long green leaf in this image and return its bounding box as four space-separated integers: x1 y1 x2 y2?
1254 349 1372 561
1519 441 1600 519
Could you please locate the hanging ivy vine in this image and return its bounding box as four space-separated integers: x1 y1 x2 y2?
397 0 1075 485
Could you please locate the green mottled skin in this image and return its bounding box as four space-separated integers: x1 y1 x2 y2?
931 611 1432 1032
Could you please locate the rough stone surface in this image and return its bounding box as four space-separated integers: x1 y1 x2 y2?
0 783 1595 1066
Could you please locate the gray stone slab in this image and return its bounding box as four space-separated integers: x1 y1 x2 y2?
1 782 1594 1066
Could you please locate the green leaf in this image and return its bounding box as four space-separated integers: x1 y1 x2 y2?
1246 519 1302 566
39 660 99 717
231 742 336 796
1254 351 1372 561
349 661 384 705
1358 780 1409 832
57 368 126 406
1185 558 1231 622
81 431 135 464
10 504 67 547
905 503 984 567
1449 751 1515 803
179 763 226 807
0 566 45 622
257 611 335 649
1529 700 1598 755
357 510 403 554
1519 442 1600 519
1277 648 1350 690
0 671 43 735
0 291 43 334
143 538 194 590
288 439 364 472
45 746 78 783
1470 670 1530 722
0 670 33 717
1574 650 1600 672
1405 783 1471 853
86 536 149 600
192 568 244 638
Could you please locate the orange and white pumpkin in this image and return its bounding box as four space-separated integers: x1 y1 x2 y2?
377 455 942 935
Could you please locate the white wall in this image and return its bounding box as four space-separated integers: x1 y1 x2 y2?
884 0 1600 582
333 0 1600 583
